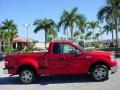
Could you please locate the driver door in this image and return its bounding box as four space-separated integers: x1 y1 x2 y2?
50 43 83 74
61 44 82 74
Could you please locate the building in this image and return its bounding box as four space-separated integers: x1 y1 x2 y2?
12 35 33 50
0 35 33 52
34 42 49 51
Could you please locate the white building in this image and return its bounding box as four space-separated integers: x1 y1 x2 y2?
34 42 49 50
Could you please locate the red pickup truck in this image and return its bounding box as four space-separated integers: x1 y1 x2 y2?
3 41 118 84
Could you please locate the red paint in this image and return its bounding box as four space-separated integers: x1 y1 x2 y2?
4 41 118 75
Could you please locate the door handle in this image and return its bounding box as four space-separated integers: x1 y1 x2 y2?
59 57 64 61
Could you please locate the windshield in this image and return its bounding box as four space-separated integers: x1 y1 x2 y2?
72 42 87 52
76 45 87 52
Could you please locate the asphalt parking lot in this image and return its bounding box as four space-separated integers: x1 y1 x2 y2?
0 59 120 90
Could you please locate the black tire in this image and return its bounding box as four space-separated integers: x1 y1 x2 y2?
90 65 109 81
19 69 35 84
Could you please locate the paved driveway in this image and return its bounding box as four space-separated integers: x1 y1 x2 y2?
0 59 120 90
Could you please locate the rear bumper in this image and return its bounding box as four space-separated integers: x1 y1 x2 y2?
3 68 8 74
3 67 16 74
111 66 118 74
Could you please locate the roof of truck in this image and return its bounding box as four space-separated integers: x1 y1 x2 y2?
51 40 74 43
49 40 77 45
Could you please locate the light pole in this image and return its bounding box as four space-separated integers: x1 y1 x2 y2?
23 24 30 46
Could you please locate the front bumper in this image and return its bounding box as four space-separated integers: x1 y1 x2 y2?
111 66 118 74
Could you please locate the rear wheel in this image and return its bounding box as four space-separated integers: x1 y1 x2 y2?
90 65 109 81
19 69 35 84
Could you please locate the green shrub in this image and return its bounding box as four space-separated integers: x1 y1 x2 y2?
86 47 120 53
94 42 100 48
22 44 34 52
4 48 15 54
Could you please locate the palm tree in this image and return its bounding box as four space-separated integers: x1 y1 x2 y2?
1 19 18 50
102 23 116 46
76 15 86 33
47 28 57 42
33 19 57 48
87 21 100 41
95 33 100 41
10 29 18 46
73 31 80 42
97 0 120 47
58 7 86 41
84 31 92 40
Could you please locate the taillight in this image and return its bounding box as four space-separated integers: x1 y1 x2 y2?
5 61 8 64
5 60 8 67
5 54 13 67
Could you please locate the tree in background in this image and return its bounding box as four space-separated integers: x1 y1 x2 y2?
97 0 120 47
1 19 18 53
102 23 116 46
58 7 86 42
33 19 57 48
95 33 100 41
87 21 100 42
84 31 92 41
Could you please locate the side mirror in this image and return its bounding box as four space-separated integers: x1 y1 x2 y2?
75 50 81 55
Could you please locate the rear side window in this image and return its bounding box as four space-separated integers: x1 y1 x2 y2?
53 43 62 54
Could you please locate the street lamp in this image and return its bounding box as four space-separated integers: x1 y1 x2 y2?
23 24 30 46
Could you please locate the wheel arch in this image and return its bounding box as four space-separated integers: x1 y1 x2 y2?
88 61 110 73
17 64 38 75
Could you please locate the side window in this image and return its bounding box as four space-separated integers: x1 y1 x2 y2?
53 43 77 54
53 43 62 54
62 44 76 54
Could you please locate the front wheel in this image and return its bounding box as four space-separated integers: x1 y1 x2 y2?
19 69 35 84
90 65 109 81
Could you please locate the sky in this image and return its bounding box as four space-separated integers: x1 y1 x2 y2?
0 0 117 42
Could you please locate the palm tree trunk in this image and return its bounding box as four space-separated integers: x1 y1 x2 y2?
115 18 119 47
110 22 114 47
45 30 47 49
67 30 69 38
93 29 95 41
10 38 13 49
93 28 95 46
7 29 11 53
70 27 73 42
2 33 5 52
111 29 114 46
